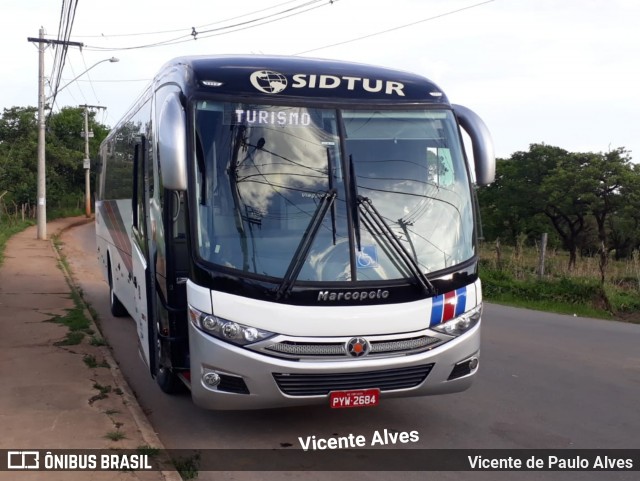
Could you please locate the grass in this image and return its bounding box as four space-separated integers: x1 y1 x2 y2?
49 290 95 345
104 430 127 442
48 205 83 220
93 383 112 395
0 200 82 267
47 234 105 347
172 453 200 481
137 445 160 457
54 330 86 346
83 354 110 369
479 241 640 322
90 335 108 346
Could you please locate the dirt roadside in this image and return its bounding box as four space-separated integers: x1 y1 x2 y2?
0 217 181 481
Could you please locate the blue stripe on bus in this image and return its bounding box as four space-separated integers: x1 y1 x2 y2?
430 295 444 326
454 286 467 317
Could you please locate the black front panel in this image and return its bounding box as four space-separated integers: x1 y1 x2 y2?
273 363 435 396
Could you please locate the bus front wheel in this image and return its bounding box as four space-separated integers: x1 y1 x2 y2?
152 306 185 394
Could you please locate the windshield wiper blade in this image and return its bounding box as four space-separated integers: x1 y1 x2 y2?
276 189 338 300
348 155 362 251
357 195 435 295
326 148 337 245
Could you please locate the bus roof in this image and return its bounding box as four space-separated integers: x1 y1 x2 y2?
155 55 449 105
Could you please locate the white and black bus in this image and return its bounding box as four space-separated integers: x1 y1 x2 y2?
96 55 494 410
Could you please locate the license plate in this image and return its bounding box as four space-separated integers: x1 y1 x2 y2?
329 388 380 408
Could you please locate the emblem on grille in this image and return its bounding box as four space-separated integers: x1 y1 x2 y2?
346 337 370 358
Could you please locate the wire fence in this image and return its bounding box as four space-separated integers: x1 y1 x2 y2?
0 193 85 226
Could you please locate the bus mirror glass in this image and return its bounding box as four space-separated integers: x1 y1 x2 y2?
158 93 188 191
452 104 495 186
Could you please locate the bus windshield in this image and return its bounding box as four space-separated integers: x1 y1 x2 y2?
193 101 475 283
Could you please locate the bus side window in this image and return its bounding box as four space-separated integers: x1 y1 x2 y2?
132 137 146 238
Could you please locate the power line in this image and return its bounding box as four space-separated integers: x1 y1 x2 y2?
48 0 81 117
82 0 334 52
168 0 333 47
50 0 72 96
84 0 328 51
64 55 89 105
194 0 325 37
80 51 101 103
72 0 308 38
50 1 73 98
60 78 151 83
294 0 496 55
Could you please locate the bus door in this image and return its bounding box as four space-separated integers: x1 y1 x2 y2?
132 136 151 367
154 188 189 372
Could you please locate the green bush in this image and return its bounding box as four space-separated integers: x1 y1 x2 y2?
480 264 614 317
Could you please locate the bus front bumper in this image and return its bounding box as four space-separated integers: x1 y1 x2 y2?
187 322 480 410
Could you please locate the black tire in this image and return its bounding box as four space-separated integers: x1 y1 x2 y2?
154 327 185 394
156 361 185 394
108 259 128 317
152 291 185 394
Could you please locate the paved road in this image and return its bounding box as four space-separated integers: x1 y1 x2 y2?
61 221 640 480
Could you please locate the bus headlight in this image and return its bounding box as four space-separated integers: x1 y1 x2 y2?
188 306 275 346
432 304 482 337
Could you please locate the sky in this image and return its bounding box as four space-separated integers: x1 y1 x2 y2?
2 0 639 161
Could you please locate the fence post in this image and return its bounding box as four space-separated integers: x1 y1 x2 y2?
538 233 548 279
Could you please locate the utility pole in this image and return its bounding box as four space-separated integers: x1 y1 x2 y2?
27 29 83 239
81 104 105 217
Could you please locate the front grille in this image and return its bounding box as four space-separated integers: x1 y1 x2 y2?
266 342 345 357
262 335 443 360
370 336 440 354
273 364 434 396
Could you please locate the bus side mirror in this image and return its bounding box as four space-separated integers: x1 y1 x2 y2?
158 93 188 191
452 104 495 186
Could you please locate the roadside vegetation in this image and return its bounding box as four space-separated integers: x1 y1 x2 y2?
48 288 94 346
477 144 640 323
479 242 640 322
0 105 107 264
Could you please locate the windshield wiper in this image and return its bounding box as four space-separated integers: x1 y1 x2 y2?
327 148 337 245
275 189 338 300
357 195 435 295
348 154 362 251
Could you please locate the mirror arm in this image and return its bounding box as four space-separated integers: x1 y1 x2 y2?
452 104 495 186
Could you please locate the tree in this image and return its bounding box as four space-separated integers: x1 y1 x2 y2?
0 107 39 205
477 143 640 272
539 151 593 270
0 105 109 212
478 143 570 246
576 148 636 283
609 162 640 259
